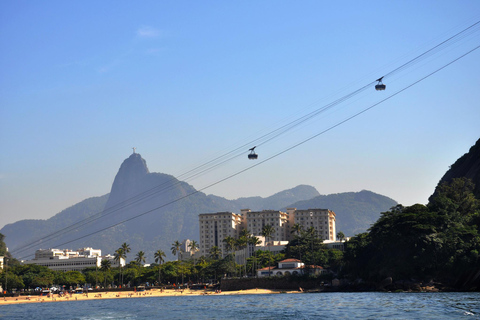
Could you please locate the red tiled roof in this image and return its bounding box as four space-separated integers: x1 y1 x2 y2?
257 267 276 271
279 258 302 263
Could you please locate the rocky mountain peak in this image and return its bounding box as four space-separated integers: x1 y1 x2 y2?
105 153 150 208
120 153 149 175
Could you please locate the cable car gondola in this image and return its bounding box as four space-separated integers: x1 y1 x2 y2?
375 77 386 91
248 147 258 160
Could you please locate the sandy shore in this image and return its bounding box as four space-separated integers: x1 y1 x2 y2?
0 288 300 305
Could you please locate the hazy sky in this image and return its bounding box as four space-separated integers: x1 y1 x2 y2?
1 1 479 230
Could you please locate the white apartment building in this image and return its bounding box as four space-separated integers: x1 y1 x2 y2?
22 247 125 272
199 212 243 258
242 209 289 243
199 208 337 259
288 208 337 241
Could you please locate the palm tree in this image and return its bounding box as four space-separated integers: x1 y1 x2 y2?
114 248 124 286
261 224 275 276
248 235 261 277
239 228 250 239
209 246 222 260
291 223 303 236
171 240 182 260
236 229 250 277
306 226 316 236
121 242 131 260
223 236 237 277
120 242 130 286
171 241 182 285
154 249 166 285
261 224 275 248
236 235 248 250
337 231 345 242
100 259 111 288
135 251 146 266
188 240 199 282
188 240 199 264
223 236 236 255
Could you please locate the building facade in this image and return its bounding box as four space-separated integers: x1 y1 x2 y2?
22 247 125 272
198 212 243 257
199 208 337 258
242 209 289 242
288 208 336 241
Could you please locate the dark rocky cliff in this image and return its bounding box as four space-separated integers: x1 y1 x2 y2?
430 138 480 201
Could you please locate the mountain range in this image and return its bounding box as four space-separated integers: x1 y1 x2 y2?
1 153 397 263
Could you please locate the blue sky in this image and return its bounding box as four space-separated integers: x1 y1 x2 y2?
1 1 479 229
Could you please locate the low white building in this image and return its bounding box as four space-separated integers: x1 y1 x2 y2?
257 258 328 277
323 239 350 251
22 248 125 272
235 238 289 265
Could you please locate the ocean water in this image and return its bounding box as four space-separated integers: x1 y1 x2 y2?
1 292 479 319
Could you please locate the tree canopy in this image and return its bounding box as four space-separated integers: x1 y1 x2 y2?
343 178 480 288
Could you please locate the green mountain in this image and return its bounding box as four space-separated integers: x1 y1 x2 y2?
284 190 397 237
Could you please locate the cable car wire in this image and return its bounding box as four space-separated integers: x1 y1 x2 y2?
15 43 480 261
382 20 480 81
11 20 480 257
11 21 480 258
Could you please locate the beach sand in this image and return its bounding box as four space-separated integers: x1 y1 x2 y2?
0 288 300 305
